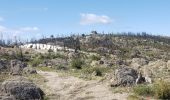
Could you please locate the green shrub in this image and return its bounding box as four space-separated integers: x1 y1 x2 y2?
153 81 170 99
48 49 54 53
93 67 102 76
25 51 29 54
133 84 154 96
82 67 109 76
56 64 68 70
30 58 43 67
91 55 101 61
71 59 84 69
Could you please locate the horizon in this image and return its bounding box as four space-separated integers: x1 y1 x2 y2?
0 0 170 40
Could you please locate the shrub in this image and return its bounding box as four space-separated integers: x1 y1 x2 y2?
30 58 43 67
48 49 54 53
91 55 101 61
133 84 154 96
153 80 170 99
56 64 68 70
93 67 102 76
25 51 29 54
71 59 84 69
82 66 109 76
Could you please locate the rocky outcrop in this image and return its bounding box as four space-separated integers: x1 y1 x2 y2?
0 77 44 100
10 60 27 75
111 67 138 87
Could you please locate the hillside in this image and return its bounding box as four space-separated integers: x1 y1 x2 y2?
0 31 170 100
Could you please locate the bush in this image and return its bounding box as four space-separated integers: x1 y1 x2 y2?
25 51 29 54
71 59 84 69
48 49 54 53
56 64 68 70
30 58 43 67
93 67 102 76
82 66 109 76
133 84 154 96
153 81 170 99
91 55 101 61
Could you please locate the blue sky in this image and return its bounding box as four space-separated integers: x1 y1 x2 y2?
0 0 170 40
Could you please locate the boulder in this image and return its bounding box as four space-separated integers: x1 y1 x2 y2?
0 77 44 100
10 60 27 75
0 61 5 71
23 67 37 74
0 59 9 71
111 67 138 87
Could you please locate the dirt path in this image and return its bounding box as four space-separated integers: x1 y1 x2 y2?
38 71 129 100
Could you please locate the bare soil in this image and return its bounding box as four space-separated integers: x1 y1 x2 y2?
38 71 129 100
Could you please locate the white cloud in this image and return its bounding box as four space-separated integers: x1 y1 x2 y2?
80 13 112 25
0 25 40 38
0 17 4 21
0 26 39 33
20 27 39 31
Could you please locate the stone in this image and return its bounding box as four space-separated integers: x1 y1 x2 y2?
0 77 44 100
111 67 138 87
23 67 37 74
10 60 27 75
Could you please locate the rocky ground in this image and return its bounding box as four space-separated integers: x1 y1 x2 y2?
0 33 170 100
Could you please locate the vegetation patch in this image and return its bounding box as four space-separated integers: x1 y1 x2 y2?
71 58 84 69
133 84 154 96
90 55 101 61
133 80 170 99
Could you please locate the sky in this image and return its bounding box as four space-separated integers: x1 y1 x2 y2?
0 0 170 40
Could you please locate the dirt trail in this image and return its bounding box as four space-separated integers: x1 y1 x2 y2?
38 71 128 100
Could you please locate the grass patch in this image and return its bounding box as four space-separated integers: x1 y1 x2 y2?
111 87 132 94
154 80 170 99
0 72 11 82
127 95 140 100
133 84 154 96
133 80 170 99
